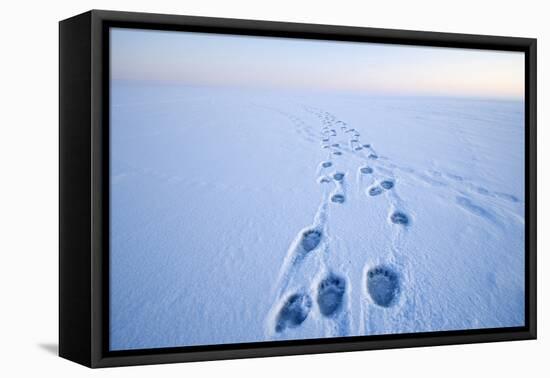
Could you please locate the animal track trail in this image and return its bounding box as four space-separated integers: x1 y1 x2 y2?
455 196 500 226
270 107 417 337
427 169 521 205
383 159 521 227
265 106 317 143
330 172 346 204
268 108 351 335
366 177 412 240
327 170 347 206
377 158 522 210
375 175 412 230
347 132 413 333
267 207 330 335
319 111 410 324
355 164 375 196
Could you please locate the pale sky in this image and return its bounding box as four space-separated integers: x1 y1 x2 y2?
110 27 525 100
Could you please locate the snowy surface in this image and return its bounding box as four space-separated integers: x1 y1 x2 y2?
109 82 525 351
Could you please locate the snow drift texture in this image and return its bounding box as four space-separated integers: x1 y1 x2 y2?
109 83 525 351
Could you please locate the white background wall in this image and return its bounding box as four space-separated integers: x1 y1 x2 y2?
0 0 546 376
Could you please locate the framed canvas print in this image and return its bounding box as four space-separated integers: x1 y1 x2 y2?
59 10 537 368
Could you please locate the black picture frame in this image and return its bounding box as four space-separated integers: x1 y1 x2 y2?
59 9 537 368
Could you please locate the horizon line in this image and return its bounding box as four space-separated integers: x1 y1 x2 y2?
110 79 525 102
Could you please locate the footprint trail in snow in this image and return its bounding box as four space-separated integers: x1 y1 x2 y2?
266 107 413 338
266 103 520 339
